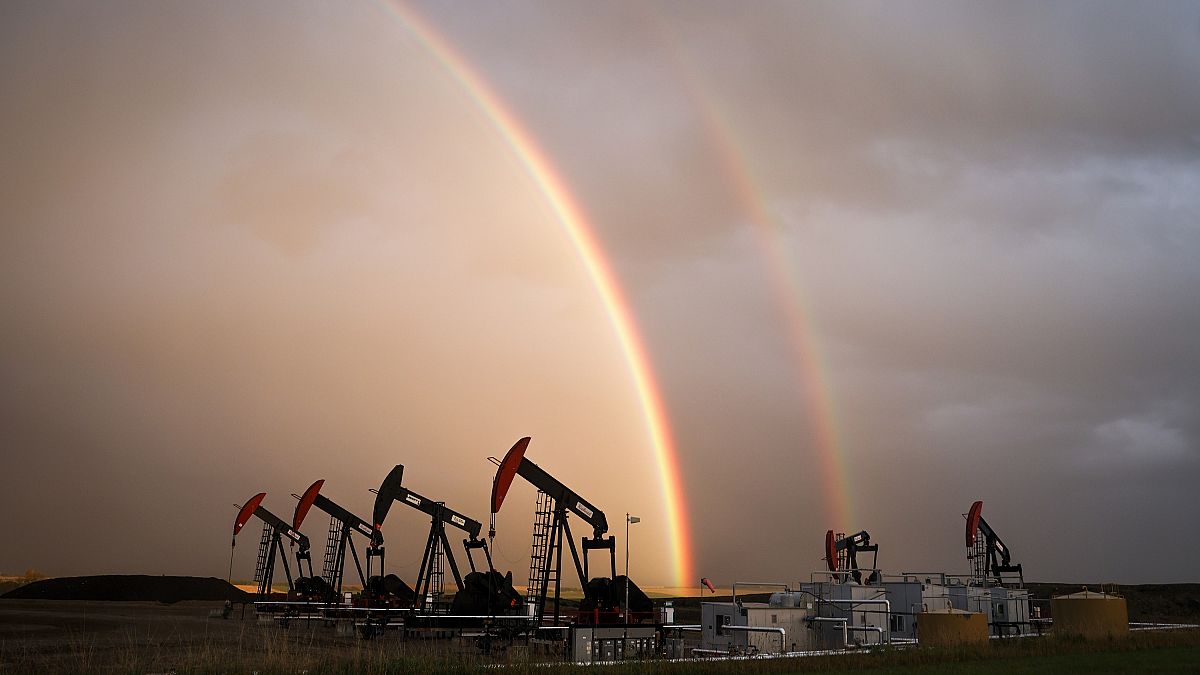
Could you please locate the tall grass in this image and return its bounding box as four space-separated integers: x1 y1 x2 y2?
2 623 1198 674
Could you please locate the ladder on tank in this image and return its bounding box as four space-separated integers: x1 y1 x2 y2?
526 490 554 617
322 516 345 588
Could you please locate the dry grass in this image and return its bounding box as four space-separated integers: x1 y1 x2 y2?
2 622 499 674
2 610 1197 674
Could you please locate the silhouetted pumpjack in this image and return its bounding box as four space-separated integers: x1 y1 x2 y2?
233 493 314 598
825 529 880 585
370 465 492 611
965 500 1023 586
490 436 618 624
291 479 374 601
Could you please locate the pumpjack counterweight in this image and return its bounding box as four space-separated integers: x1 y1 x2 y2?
490 437 618 625
371 464 492 612
233 492 313 599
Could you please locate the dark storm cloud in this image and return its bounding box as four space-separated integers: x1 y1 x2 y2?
418 0 1200 581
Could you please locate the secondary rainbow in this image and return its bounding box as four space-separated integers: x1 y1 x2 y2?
697 91 856 531
375 1 695 587
650 17 857 531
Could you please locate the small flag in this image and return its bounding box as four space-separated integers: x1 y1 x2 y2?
701 577 716 594
629 516 641 524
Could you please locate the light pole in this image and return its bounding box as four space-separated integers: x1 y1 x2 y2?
625 513 640 622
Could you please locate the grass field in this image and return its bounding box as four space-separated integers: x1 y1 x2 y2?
4 575 1200 674
3 594 1198 674
862 646 1200 674
199 630 1200 673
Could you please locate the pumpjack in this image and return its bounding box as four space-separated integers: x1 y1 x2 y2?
291 479 374 602
965 500 1023 586
824 530 880 585
490 437 620 624
370 465 492 611
233 492 314 598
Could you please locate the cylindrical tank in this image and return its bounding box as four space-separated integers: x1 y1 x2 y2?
658 601 675 623
768 592 806 608
1051 591 1128 639
917 609 989 647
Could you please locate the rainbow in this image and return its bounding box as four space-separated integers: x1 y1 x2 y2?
650 18 857 531
375 1 695 586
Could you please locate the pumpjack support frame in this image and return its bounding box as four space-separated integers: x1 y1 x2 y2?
825 529 880 585
292 479 375 600
371 465 492 611
965 500 1023 587
490 437 617 625
233 492 314 598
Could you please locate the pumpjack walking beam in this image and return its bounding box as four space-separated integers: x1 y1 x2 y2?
371 465 492 610
490 436 617 625
233 493 314 598
965 500 1023 586
292 479 375 599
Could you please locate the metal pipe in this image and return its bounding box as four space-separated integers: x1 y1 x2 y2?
808 617 849 648
1131 622 1200 631
719 625 786 654
691 648 731 656
848 625 886 643
819 597 891 611
731 581 789 606
808 569 883 584
407 614 539 620
898 571 961 584
813 598 891 644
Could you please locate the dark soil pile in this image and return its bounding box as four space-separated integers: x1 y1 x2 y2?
1 575 251 603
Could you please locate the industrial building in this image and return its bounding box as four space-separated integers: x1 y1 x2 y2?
700 595 822 655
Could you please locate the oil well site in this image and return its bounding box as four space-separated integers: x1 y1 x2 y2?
5 2 1200 673
5 436 1197 672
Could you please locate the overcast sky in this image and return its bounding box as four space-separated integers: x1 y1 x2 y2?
2 1 1198 587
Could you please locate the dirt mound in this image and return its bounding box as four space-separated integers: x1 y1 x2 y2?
1 575 251 603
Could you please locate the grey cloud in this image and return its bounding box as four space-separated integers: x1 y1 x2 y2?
382 0 1200 582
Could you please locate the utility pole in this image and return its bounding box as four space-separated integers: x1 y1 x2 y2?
625 514 640 621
